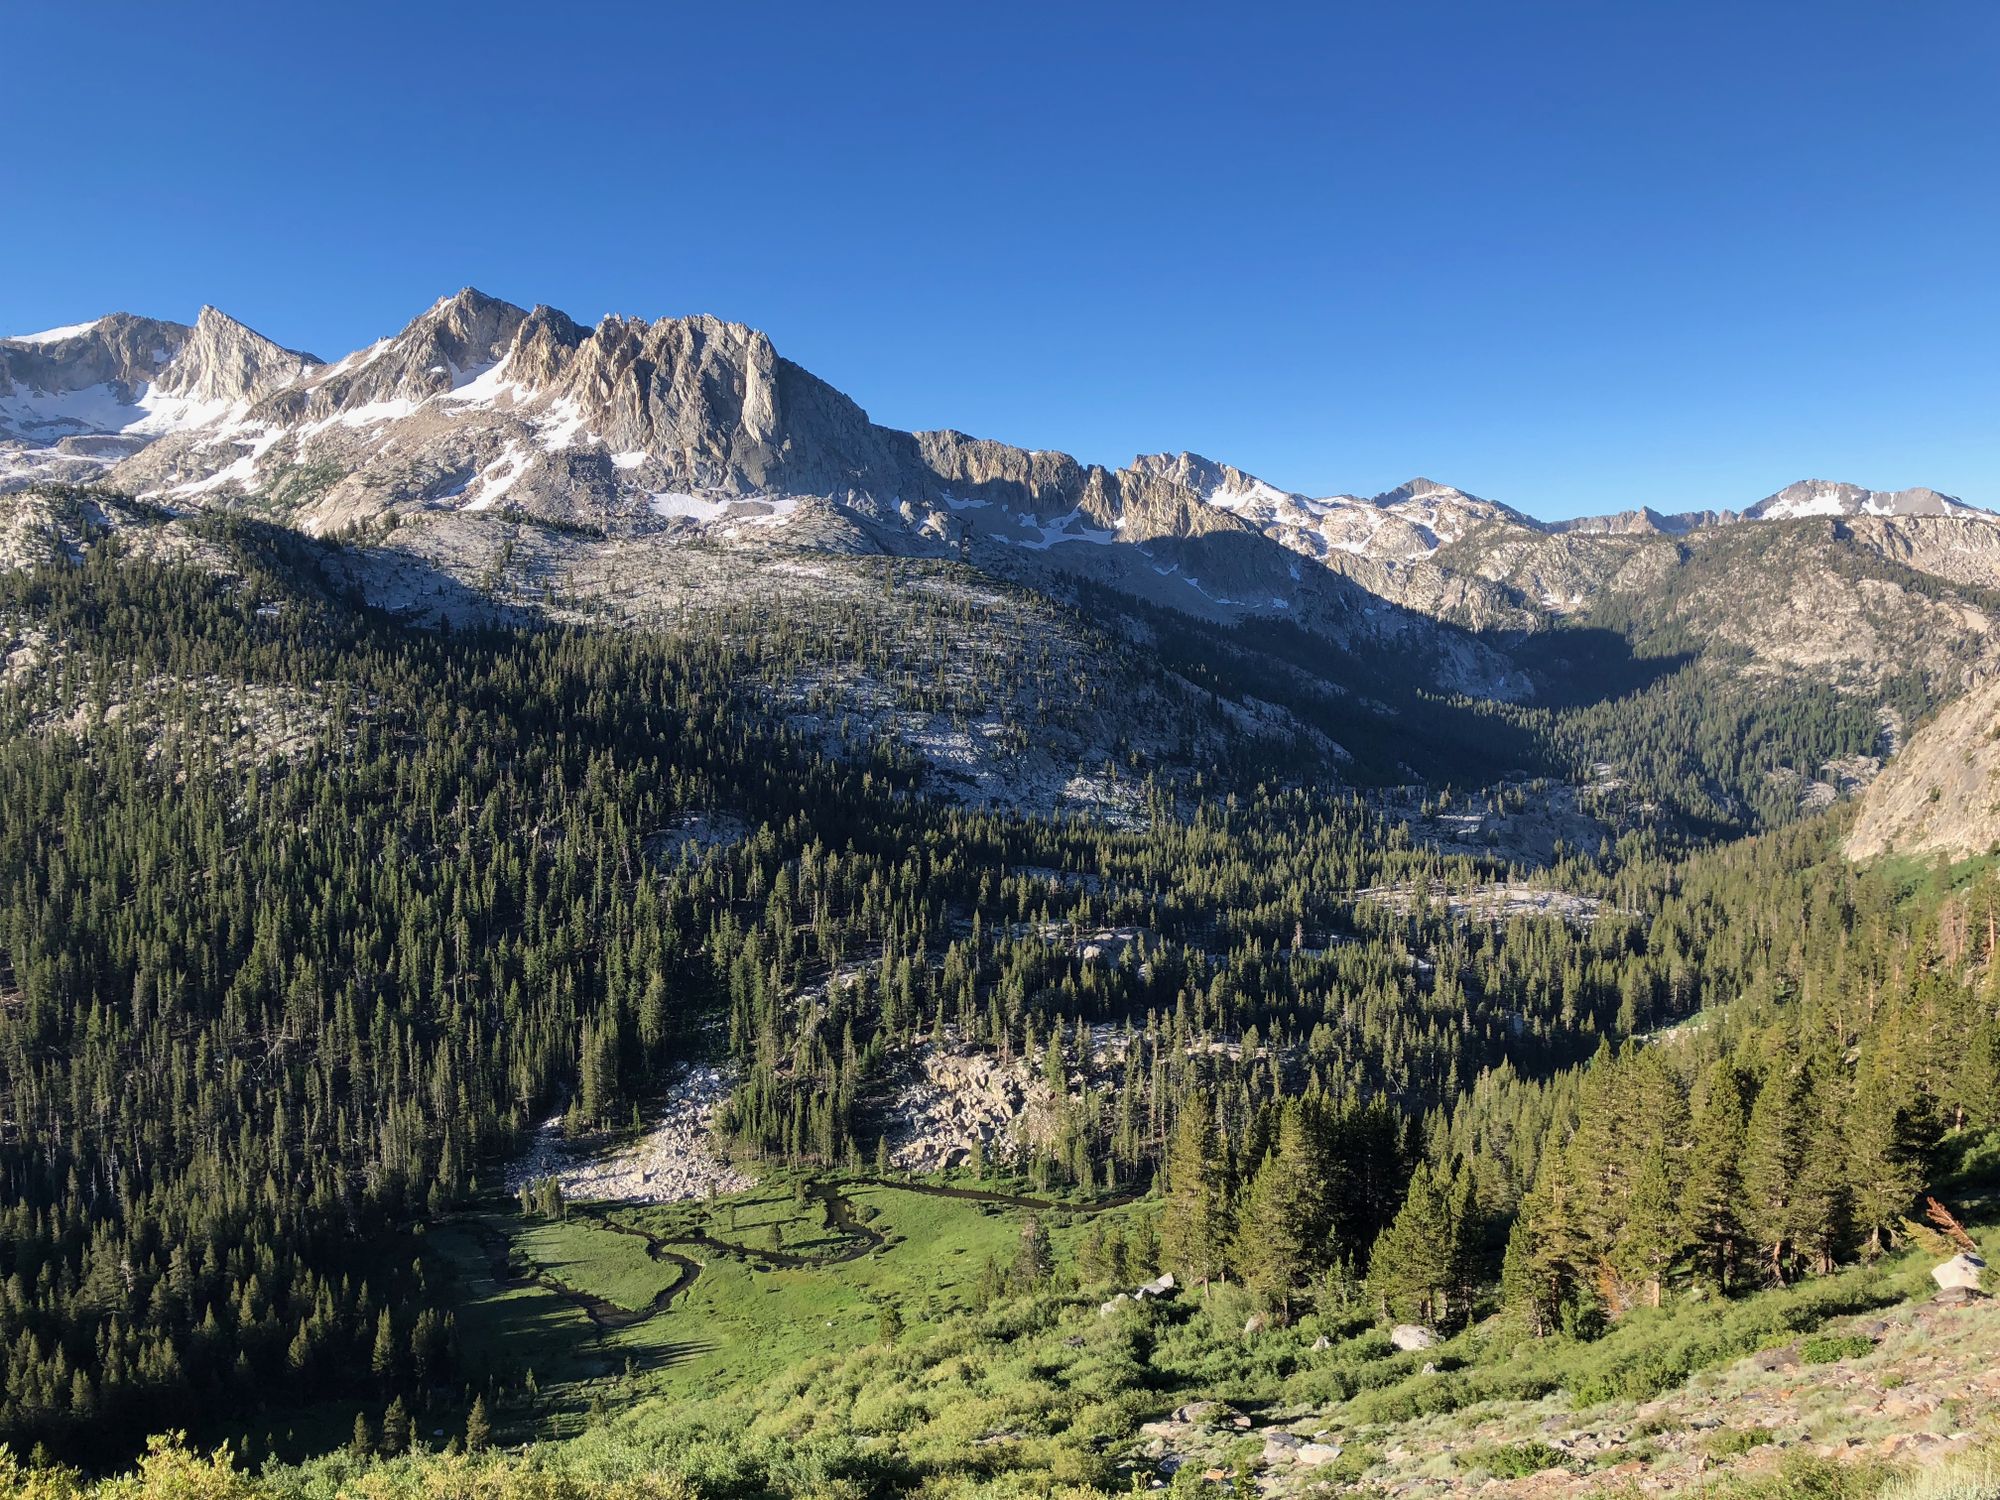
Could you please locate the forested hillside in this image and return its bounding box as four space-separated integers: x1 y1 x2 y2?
0 515 1994 1495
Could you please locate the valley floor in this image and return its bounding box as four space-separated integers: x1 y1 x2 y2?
404 1152 2000 1500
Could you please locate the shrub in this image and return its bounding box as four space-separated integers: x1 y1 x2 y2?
1702 1427 1776 1459
1469 1441 1567 1479
1800 1334 1874 1365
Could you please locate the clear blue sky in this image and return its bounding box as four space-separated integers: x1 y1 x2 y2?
4 2 1995 518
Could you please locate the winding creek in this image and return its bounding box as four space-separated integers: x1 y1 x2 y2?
471 1174 1133 1333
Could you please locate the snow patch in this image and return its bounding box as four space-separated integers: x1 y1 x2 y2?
4 319 103 345
536 398 588 452
463 445 529 511
650 492 726 522
0 381 240 443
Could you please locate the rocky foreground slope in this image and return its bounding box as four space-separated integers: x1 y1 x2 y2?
1139 1296 1998 1499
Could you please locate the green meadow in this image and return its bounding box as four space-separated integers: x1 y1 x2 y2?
431 1171 1138 1438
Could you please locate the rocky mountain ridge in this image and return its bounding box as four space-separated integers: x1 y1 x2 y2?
11 289 2000 761
0 309 318 488
6 289 1986 571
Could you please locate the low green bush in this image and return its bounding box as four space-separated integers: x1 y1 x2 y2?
1470 1440 1567 1479
1702 1427 1776 1459
1800 1333 1875 1364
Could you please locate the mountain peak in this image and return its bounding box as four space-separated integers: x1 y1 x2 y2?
1746 478 1979 521
158 306 318 403
1372 477 1472 507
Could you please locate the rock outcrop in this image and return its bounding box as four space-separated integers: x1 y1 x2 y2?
1846 680 2000 863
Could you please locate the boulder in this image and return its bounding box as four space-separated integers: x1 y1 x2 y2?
1933 1285 1985 1308
1244 1313 1268 1336
1100 1293 1131 1317
1309 1334 1332 1351
1261 1431 1305 1463
1171 1400 1241 1426
1296 1443 1343 1467
1932 1253 1987 1292
1390 1323 1439 1351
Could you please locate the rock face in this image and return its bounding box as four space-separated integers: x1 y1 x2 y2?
880 1044 1048 1172
506 1062 750 1204
24 285 2000 759
1846 681 2000 863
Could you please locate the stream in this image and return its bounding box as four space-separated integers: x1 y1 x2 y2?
475 1174 1134 1333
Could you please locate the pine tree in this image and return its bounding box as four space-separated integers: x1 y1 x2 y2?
1013 1217 1054 1290
1792 1073 1851 1276
1160 1095 1234 1293
464 1395 491 1452
1847 1050 1923 1256
1680 1061 1748 1291
1235 1149 1309 1319
1741 1065 1806 1284
381 1396 410 1457
1237 1104 1323 1316
1367 1161 1461 1327
370 1309 398 1385
877 1301 905 1344
1613 1139 1686 1306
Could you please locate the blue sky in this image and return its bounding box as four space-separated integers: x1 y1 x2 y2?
3 2 1995 519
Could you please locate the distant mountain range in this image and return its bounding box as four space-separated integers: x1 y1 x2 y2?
4 291 1985 562
13 289 2000 858
12 289 2000 749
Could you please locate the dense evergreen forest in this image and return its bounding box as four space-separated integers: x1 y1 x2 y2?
0 523 1993 1467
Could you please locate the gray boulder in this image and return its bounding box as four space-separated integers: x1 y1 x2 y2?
1390 1323 1439 1351
1261 1432 1304 1463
